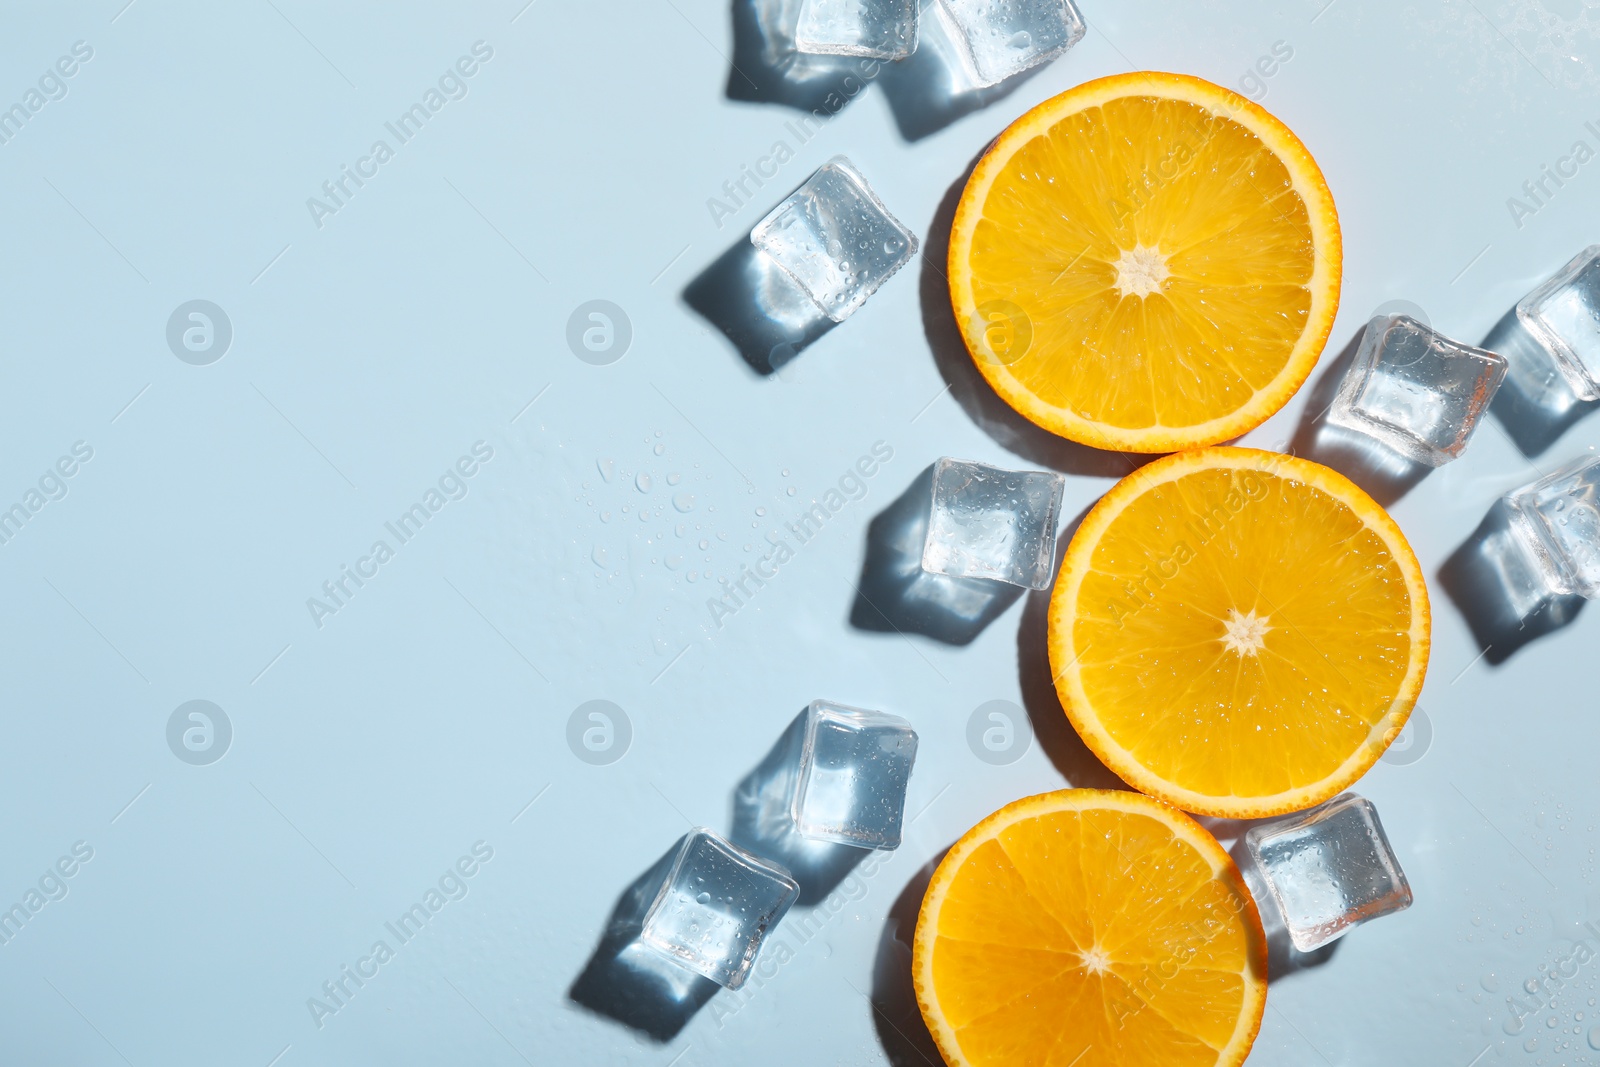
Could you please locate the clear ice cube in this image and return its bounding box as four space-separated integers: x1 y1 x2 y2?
638 828 799 988
750 157 918 323
1516 245 1600 402
1245 793 1413 953
792 700 918 849
794 0 918 59
922 457 1066 589
1476 512 1560 619
1325 314 1506 466
1505 453 1600 599
935 0 1085 88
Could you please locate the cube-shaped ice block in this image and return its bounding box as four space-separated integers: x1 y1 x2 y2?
922 457 1066 589
792 700 918 849
794 0 918 59
1516 245 1600 401
638 828 799 988
750 157 918 323
1505 454 1600 599
1245 793 1413 952
1325 314 1507 466
936 0 1085 87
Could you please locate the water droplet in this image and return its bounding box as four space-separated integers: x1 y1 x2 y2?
597 458 614 482
781 468 790 477
600 511 612 523
654 444 665 455
668 472 682 485
636 472 653 493
674 492 697 513
787 486 797 496
698 539 710 550
592 545 607 567
696 891 711 905
1483 973 1501 992
666 555 683 570
755 507 766 517
1589 1025 1600 1050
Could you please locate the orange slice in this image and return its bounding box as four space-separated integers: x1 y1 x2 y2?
913 789 1267 1067
948 71 1341 452
1049 447 1430 818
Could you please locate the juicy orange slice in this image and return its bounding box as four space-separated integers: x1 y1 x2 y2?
949 71 1341 452
1049 447 1430 818
913 789 1267 1067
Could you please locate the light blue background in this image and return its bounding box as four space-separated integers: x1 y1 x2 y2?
1 0 1598 1063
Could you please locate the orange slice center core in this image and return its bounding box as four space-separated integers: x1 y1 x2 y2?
1079 945 1112 974
1220 607 1271 657
1112 243 1171 299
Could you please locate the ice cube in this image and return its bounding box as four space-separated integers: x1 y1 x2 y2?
792 700 918 849
637 828 799 988
794 0 918 58
935 0 1085 88
750 157 918 323
1325 314 1507 466
1477 510 1562 619
1505 453 1600 599
1245 793 1413 953
1516 245 1600 401
922 457 1066 589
